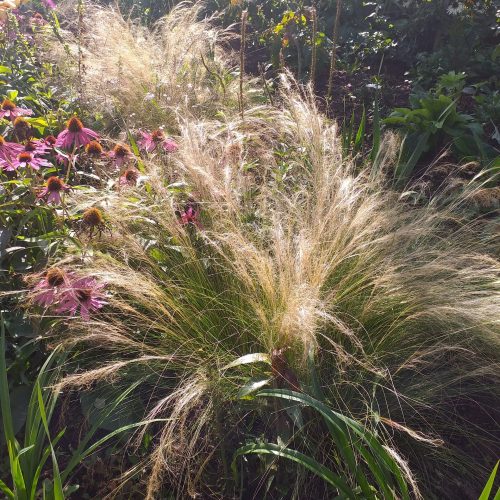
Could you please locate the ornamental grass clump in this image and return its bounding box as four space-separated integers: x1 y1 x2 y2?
44 2 243 131
42 73 500 498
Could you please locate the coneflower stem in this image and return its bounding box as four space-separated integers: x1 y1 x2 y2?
239 10 248 120
310 7 317 89
200 52 226 100
327 0 342 101
77 0 85 102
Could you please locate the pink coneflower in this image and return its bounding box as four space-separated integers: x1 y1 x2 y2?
179 200 203 229
38 176 70 205
56 276 106 321
7 151 50 171
33 267 70 307
0 98 33 121
23 139 50 156
109 143 133 167
119 167 139 187
56 116 98 150
138 129 178 153
0 134 23 163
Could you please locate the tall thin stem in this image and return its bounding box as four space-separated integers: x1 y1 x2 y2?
239 9 248 120
327 0 342 100
310 6 317 89
77 0 85 102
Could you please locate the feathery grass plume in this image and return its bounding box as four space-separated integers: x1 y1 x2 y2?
43 2 244 131
37 70 500 498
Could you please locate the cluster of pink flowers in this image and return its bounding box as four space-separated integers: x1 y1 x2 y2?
33 268 106 321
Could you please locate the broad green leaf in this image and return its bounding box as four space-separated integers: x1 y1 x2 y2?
222 353 271 371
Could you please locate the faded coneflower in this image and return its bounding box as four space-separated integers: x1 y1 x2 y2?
0 98 33 121
38 176 70 205
119 167 140 187
0 134 23 163
81 207 107 237
56 276 106 321
109 143 133 167
7 151 50 171
32 267 70 307
56 116 98 150
13 116 32 141
84 140 104 158
138 129 178 153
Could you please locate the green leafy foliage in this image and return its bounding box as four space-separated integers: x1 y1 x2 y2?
234 388 410 499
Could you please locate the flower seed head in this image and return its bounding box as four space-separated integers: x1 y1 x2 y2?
46 267 65 287
1 99 15 111
113 144 130 157
151 129 165 142
47 176 64 192
18 152 32 163
85 140 103 156
82 207 104 226
13 116 30 129
67 116 84 133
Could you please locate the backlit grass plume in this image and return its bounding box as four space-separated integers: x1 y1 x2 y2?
34 4 500 498
44 1 245 131
37 74 500 498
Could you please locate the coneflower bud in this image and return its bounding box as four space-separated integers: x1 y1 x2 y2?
82 207 104 227
85 140 103 157
46 268 65 287
45 135 57 146
67 116 84 133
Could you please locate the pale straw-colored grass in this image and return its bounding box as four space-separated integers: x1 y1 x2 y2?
35 3 500 498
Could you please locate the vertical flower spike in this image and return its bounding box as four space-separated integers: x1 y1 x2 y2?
56 116 99 149
0 98 33 121
38 176 70 205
